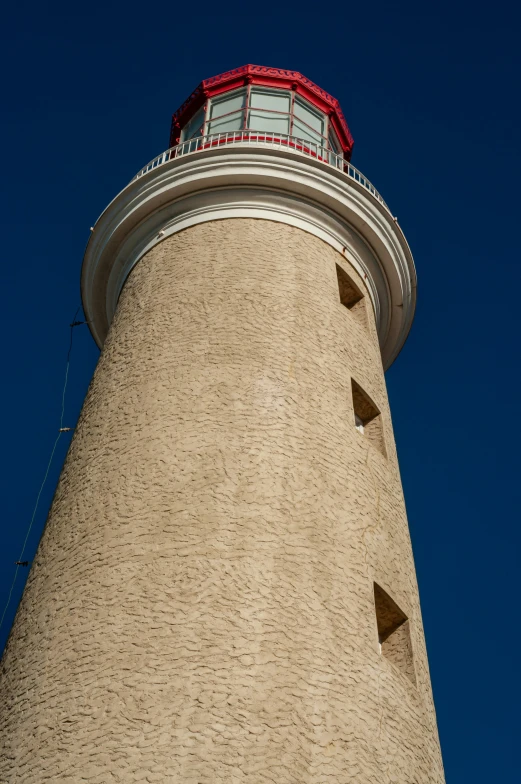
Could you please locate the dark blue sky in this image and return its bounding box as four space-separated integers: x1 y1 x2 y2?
1 1 519 780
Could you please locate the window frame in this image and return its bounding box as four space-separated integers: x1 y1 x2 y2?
206 87 248 135
292 96 327 144
180 106 206 142
180 87 344 157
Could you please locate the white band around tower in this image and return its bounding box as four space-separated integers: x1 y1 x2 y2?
82 144 416 369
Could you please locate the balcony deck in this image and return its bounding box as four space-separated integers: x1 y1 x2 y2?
131 132 391 214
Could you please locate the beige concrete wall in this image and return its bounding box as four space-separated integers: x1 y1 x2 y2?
0 219 445 783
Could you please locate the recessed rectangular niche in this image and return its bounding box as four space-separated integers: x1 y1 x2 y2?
374 583 415 684
351 380 385 456
336 263 366 326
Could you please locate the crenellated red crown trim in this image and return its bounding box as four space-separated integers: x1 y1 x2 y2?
169 64 354 159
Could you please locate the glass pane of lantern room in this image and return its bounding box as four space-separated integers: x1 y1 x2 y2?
250 88 291 113
328 126 341 163
248 111 290 135
182 107 205 141
209 90 246 119
207 112 244 134
293 98 325 135
292 118 323 149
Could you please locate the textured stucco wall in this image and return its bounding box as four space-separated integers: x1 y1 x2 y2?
0 219 445 783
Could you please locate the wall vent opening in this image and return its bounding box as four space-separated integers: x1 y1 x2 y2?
351 380 385 455
374 583 415 684
336 264 366 325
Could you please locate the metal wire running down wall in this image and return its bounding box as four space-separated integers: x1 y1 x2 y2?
0 309 85 639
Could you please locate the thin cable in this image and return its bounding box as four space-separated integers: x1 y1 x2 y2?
0 306 82 637
0 432 62 632
60 307 79 430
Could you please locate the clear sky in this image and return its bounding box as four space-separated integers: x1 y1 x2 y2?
1 1 519 780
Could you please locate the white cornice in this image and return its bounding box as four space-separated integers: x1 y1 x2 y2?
82 144 416 369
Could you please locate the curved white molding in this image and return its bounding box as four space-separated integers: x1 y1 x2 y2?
82 144 416 369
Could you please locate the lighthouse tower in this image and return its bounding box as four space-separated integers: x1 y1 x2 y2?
1 66 445 782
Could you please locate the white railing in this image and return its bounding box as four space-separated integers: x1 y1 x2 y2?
131 132 391 213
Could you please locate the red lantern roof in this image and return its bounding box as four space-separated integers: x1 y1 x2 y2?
170 64 354 160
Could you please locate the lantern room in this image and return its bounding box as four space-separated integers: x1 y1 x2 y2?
170 65 354 163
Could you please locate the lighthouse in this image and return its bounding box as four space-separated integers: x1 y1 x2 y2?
0 65 445 782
